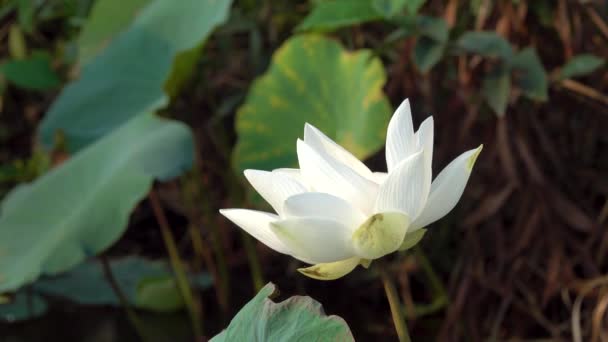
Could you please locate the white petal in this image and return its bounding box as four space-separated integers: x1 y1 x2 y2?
282 192 367 231
375 150 431 219
386 99 417 172
372 172 388 184
270 217 355 263
244 169 307 215
416 116 434 177
297 139 378 213
219 209 290 254
412 145 483 229
272 168 306 184
304 123 373 179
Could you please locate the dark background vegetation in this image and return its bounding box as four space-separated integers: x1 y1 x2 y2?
1 0 607 341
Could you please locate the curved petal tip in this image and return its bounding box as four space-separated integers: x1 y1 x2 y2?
467 144 483 172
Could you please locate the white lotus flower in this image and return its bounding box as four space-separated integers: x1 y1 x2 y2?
221 99 482 280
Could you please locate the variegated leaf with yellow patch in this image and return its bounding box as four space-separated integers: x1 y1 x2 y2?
233 34 392 176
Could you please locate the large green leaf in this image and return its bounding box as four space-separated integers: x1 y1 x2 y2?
39 0 232 151
482 65 511 116
457 31 513 60
32 256 212 312
511 47 547 101
1 51 60 91
297 0 382 32
211 283 354 341
78 0 204 97
559 54 605 80
77 0 151 65
0 114 193 292
233 34 391 174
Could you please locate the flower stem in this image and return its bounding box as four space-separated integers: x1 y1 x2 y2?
241 232 264 291
100 256 151 342
149 190 203 340
379 264 411 342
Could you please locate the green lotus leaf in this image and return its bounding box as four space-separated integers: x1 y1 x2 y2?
0 114 193 292
211 283 354 341
233 34 391 175
77 0 151 65
40 0 232 151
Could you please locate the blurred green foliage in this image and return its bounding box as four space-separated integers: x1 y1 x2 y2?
0 292 47 322
457 31 513 60
1 51 60 90
298 0 604 117
296 0 382 32
412 16 448 72
559 54 606 80
34 257 211 313
0 1 231 336
40 0 232 151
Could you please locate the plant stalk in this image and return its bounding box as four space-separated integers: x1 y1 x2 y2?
379 264 411 342
207 221 230 313
241 232 264 291
149 190 203 340
100 256 151 342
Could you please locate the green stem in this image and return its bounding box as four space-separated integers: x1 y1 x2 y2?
208 220 230 312
100 256 151 342
187 166 231 314
225 167 264 293
188 223 206 271
379 264 411 342
149 191 203 340
241 232 264 291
